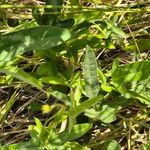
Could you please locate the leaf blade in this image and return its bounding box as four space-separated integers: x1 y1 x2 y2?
83 45 100 98
0 26 72 61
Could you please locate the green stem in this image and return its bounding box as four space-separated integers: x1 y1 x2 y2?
0 88 20 125
0 5 149 13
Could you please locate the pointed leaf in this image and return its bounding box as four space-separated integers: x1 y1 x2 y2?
0 63 44 91
106 21 126 38
70 95 104 117
83 45 100 98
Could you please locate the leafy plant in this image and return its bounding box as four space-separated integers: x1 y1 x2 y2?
111 59 150 104
0 0 150 149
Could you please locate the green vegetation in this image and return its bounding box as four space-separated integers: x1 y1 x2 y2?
0 0 150 149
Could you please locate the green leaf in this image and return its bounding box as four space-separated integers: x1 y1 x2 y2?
39 76 68 86
60 123 92 142
111 60 150 104
70 95 104 117
85 96 129 123
50 89 71 106
106 21 126 38
0 26 72 61
73 78 82 106
103 140 121 150
0 64 44 92
101 84 112 92
84 108 100 119
99 105 118 123
34 118 43 131
97 68 107 83
83 45 100 98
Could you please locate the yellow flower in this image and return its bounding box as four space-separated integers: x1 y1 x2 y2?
42 104 52 114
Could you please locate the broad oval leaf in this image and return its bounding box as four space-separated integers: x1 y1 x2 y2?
0 26 72 61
